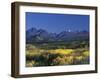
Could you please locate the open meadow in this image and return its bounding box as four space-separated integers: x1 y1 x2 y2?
26 41 89 67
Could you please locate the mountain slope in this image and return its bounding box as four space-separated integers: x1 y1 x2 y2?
26 28 89 43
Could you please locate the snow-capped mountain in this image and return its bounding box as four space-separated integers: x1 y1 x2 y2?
26 27 89 43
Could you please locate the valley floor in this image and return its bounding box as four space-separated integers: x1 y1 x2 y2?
26 42 89 67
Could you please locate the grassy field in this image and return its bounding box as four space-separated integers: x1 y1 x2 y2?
26 41 89 67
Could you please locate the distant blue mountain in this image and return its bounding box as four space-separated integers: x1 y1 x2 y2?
26 27 89 43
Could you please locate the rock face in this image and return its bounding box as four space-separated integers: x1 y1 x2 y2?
26 27 89 43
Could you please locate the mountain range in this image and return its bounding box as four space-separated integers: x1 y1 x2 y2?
26 27 89 43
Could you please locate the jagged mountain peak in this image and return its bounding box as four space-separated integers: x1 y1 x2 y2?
26 27 89 43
